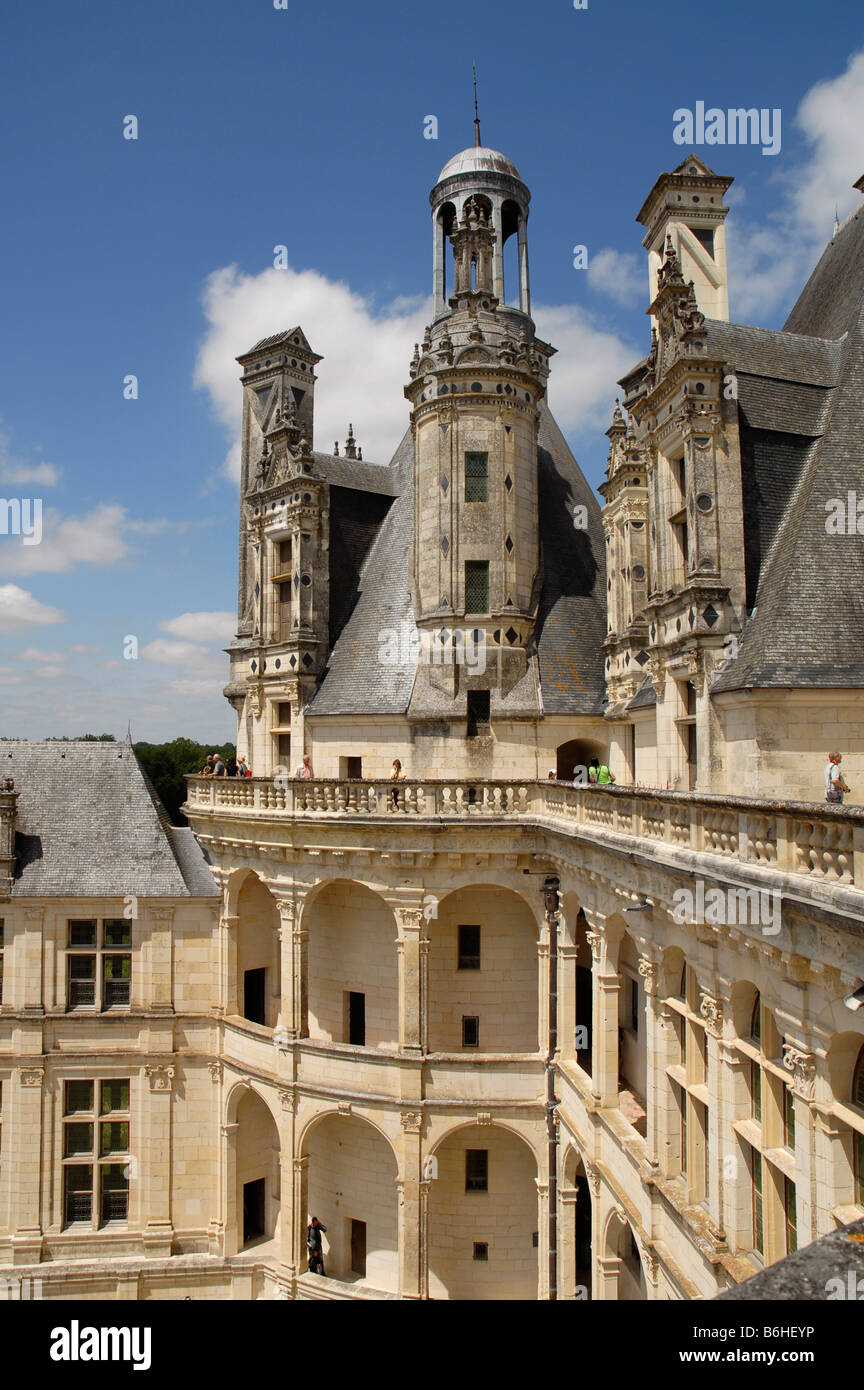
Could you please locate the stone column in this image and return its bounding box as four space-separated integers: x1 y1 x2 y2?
584 914 618 1106
147 908 174 1013
700 988 727 1239
218 914 239 1018
396 1110 425 1298
396 909 426 1055
638 954 663 1169
782 1041 818 1244
558 940 578 1063
10 1066 44 1265
433 215 445 314
518 216 531 315
141 1064 175 1256
277 1088 298 1279
536 1177 549 1300
537 925 550 1053
559 1185 579 1298
222 1120 240 1257
21 908 44 1014
207 1063 225 1257
276 901 296 1035
293 1155 310 1275
492 199 505 303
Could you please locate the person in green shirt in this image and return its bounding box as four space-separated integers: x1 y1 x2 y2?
588 757 615 785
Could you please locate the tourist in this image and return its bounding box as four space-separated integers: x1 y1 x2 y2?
295 754 314 779
307 1216 327 1276
201 754 214 776
211 753 226 778
225 751 238 777
825 751 850 804
236 755 251 777
391 757 405 806
589 757 615 785
547 768 557 779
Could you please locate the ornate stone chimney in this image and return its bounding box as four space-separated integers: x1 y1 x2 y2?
0 778 19 898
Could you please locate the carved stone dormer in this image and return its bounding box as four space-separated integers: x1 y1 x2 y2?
0 778 19 899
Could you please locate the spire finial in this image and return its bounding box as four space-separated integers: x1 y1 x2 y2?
833 205 840 238
473 62 481 147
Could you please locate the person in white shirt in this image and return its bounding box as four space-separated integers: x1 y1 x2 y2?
295 754 314 780
824 751 850 804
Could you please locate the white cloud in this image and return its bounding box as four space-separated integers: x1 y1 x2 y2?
195 264 639 479
159 610 235 642
140 638 225 674
168 677 223 698
0 462 61 487
0 665 24 686
0 504 185 577
20 647 66 662
0 584 64 633
32 664 65 680
586 248 646 307
195 265 431 480
534 305 641 434
728 48 864 320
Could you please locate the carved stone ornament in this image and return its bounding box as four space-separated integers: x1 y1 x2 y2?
637 957 658 996
145 1065 175 1092
698 991 723 1038
584 1161 602 1197
585 931 604 961
782 1043 816 1100
207 1062 223 1084
20 1067 44 1087
400 1111 422 1133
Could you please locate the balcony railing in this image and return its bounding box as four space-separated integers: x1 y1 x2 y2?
185 777 864 891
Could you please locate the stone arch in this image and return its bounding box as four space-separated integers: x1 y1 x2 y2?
826 1029 864 1103
500 197 522 307
437 200 457 302
300 1111 399 1291
427 1121 539 1300
428 883 541 1053
561 1142 593 1299
603 1209 646 1301
235 871 280 1027
304 879 398 1050
729 978 761 1041
555 738 608 782
227 1084 281 1255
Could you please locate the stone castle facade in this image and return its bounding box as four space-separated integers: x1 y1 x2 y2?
1 137 863 1300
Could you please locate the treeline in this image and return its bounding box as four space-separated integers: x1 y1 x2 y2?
134 738 235 825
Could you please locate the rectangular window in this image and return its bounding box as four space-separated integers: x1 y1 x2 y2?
751 1062 762 1124
784 1175 797 1255
348 991 366 1047
462 1016 479 1048
464 561 489 614
465 1149 488 1192
784 1087 796 1151
243 967 267 1026
465 452 489 502
345 757 362 779
466 689 491 736
62 1079 130 1228
752 1149 764 1256
458 925 481 971
473 1241 488 1261
0 918 4 1006
672 1080 687 1176
67 921 131 1012
630 979 639 1035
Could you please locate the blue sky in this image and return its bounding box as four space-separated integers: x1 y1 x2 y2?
0 0 862 741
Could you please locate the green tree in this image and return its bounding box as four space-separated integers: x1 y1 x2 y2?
134 737 235 825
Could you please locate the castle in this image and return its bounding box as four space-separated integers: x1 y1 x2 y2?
0 133 863 1300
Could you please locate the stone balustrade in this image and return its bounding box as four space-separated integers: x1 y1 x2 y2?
185 776 864 892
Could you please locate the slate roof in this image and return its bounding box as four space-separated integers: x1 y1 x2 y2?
307 405 606 717
712 198 864 691
310 451 398 495
3 742 218 898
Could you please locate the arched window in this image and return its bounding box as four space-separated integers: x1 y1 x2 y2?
750 992 761 1043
